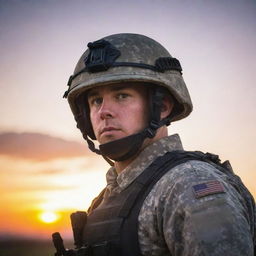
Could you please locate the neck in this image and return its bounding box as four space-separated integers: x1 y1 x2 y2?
114 154 137 174
114 126 168 173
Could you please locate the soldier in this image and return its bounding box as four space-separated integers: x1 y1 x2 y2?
64 33 255 255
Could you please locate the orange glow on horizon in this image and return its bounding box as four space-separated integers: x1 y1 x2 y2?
0 154 109 238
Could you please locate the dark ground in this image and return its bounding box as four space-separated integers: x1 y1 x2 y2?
0 239 74 256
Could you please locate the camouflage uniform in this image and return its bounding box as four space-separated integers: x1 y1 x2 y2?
102 134 254 256
64 33 254 255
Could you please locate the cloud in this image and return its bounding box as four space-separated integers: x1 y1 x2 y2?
0 132 91 161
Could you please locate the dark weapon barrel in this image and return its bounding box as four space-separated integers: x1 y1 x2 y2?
52 232 67 256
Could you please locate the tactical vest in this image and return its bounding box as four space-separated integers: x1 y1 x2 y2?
80 150 256 256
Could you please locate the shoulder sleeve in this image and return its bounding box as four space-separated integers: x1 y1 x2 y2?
162 160 254 256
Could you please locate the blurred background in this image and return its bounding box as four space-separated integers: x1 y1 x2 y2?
0 0 255 255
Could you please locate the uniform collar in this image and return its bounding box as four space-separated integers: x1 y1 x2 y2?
106 134 183 192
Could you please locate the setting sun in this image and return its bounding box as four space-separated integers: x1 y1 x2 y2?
39 211 59 224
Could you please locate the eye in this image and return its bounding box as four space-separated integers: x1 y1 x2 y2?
89 97 103 107
116 93 129 100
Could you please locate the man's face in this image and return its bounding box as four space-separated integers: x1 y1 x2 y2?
87 83 149 144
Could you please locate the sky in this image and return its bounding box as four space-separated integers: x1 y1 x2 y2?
0 0 255 240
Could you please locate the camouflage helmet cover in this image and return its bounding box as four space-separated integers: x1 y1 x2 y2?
66 33 193 123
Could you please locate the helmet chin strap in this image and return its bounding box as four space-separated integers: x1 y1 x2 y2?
100 119 168 161
99 132 145 162
83 118 169 166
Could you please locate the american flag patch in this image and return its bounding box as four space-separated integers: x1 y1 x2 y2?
192 180 225 199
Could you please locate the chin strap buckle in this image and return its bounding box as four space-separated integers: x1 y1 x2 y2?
145 121 160 138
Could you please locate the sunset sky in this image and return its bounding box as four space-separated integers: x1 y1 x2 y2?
0 0 255 240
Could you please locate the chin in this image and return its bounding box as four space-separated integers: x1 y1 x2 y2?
99 135 125 144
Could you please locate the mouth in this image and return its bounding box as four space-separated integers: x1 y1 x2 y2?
100 127 120 135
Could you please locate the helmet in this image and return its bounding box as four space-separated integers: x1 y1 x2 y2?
64 33 193 163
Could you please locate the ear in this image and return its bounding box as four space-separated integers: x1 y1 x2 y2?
160 96 174 120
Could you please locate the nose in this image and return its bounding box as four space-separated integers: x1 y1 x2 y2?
99 100 114 120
